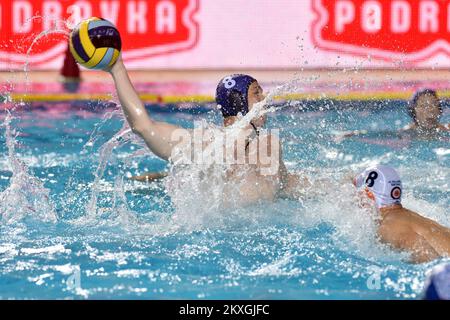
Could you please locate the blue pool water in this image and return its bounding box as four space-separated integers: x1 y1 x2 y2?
0 100 449 299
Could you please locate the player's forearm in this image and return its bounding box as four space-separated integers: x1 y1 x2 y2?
109 60 153 133
108 61 174 160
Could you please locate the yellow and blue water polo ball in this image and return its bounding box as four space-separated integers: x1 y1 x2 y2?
69 17 121 70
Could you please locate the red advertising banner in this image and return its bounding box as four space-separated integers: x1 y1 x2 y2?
1 1 450 70
312 0 450 62
0 0 199 67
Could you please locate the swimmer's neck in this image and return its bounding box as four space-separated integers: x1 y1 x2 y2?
224 117 259 133
378 204 404 218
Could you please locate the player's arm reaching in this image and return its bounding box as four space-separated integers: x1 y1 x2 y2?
266 135 325 200
107 57 186 161
277 147 334 200
278 161 332 200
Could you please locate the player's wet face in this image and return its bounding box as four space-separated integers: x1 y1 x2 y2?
248 82 266 128
414 94 441 129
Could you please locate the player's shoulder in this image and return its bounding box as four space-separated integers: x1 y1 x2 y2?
379 211 414 241
383 208 413 224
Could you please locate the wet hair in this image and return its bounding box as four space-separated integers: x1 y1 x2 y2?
408 89 442 123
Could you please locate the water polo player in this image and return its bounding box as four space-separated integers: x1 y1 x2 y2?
401 89 450 135
354 165 450 263
105 57 311 206
336 89 449 141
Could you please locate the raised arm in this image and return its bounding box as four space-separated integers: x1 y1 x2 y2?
107 57 186 161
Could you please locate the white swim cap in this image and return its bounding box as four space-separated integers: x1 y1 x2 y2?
354 165 402 208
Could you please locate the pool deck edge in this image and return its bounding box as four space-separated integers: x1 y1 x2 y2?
2 69 450 103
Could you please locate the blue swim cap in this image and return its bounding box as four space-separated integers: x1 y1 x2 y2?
423 263 450 300
215 74 257 117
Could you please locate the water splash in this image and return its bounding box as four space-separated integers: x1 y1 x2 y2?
22 17 70 97
24 29 69 73
0 112 57 224
63 108 123 206
164 83 298 231
84 126 135 222
0 16 71 224
4 16 70 109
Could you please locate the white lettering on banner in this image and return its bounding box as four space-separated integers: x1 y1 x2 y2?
5 1 181 35
361 1 382 33
156 0 176 34
127 1 147 34
391 0 411 34
75 0 93 21
66 5 79 29
335 0 355 34
0 0 200 69
75 1 92 20
42 1 62 30
13 1 32 33
100 0 120 26
67 0 93 27
333 0 444 34
420 1 439 33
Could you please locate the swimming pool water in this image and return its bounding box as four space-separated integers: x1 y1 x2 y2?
0 100 449 299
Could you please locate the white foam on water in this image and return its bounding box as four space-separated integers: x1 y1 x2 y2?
247 252 301 277
20 244 70 255
50 263 77 275
0 152 81 168
27 273 54 286
0 243 19 257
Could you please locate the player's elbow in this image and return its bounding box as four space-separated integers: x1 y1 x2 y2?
130 119 154 137
131 124 147 137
